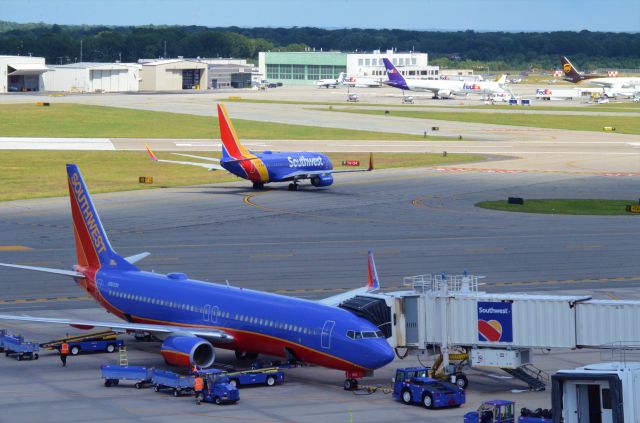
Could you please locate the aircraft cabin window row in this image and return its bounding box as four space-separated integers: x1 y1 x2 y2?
107 290 321 335
346 330 384 339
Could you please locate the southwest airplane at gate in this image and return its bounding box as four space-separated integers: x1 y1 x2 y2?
146 103 373 191
0 165 394 387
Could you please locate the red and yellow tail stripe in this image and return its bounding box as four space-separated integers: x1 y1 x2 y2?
217 103 269 183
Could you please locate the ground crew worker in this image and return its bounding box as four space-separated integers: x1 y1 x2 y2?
60 342 69 367
194 376 204 405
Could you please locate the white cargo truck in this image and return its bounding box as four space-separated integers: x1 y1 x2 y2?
552 362 640 423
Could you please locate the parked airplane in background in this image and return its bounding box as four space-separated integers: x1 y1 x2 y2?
382 58 508 99
0 165 395 389
343 75 384 88
146 103 373 191
316 72 345 88
561 56 640 98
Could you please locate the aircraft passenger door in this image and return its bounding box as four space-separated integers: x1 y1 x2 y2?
211 306 219 324
321 320 335 350
203 304 210 322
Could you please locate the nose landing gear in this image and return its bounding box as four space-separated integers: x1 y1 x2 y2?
288 183 299 191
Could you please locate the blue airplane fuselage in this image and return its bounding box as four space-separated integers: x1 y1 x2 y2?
221 151 333 184
90 267 394 372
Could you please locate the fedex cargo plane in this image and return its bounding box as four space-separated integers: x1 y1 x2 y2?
0 165 394 389
146 104 372 191
382 58 507 99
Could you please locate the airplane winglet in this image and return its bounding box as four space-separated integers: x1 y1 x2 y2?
145 144 158 161
367 250 380 290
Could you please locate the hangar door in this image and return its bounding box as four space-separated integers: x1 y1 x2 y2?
90 69 127 92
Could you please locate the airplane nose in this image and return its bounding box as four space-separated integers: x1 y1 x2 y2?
369 341 395 369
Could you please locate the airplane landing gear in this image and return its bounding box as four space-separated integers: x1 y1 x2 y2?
287 183 299 191
343 378 359 391
235 350 258 360
252 182 265 190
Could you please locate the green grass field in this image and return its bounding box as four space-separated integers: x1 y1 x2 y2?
0 103 434 141
0 150 485 201
323 108 640 134
476 199 640 215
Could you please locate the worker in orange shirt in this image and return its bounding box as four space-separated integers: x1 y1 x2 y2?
194 375 204 405
59 342 69 367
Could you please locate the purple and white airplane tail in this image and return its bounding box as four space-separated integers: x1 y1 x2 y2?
382 58 409 90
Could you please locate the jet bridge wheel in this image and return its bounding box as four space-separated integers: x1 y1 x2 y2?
454 373 468 390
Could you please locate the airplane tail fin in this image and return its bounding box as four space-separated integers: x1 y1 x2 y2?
561 56 583 82
367 250 380 290
382 58 407 86
496 74 507 85
66 164 137 271
217 103 250 160
337 72 345 84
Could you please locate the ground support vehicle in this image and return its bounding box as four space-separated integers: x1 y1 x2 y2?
3 334 39 361
226 367 284 388
61 339 124 356
195 369 239 405
392 367 465 409
552 360 640 422
152 369 197 397
41 329 118 350
101 364 153 388
464 400 552 423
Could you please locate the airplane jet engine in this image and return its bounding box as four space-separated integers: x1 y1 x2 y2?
160 336 215 367
311 174 334 187
437 89 454 99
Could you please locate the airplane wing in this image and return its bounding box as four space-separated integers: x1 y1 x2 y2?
282 153 373 180
0 263 84 277
172 153 221 162
0 314 234 343
318 250 380 307
146 144 225 171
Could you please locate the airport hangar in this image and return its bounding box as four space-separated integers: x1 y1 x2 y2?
0 55 49 93
258 50 445 86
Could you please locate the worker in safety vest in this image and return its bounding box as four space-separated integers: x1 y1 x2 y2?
59 342 69 367
194 376 204 405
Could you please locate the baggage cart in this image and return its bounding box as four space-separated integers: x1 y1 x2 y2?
100 364 153 388
3 334 39 361
226 367 284 387
152 368 195 396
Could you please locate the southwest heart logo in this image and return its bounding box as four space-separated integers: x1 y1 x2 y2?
478 319 503 342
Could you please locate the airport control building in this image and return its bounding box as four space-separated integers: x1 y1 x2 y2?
258 50 438 85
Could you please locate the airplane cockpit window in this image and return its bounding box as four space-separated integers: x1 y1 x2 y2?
347 330 384 339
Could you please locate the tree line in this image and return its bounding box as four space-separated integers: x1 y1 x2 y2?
1 21 638 70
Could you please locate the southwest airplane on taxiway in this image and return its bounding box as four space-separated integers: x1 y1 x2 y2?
0 165 394 389
146 103 373 191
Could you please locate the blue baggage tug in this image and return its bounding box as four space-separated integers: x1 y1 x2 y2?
392 367 465 409
152 368 239 405
101 364 153 388
196 369 240 405
2 334 39 361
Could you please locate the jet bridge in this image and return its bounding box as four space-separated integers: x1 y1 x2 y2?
349 273 640 390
